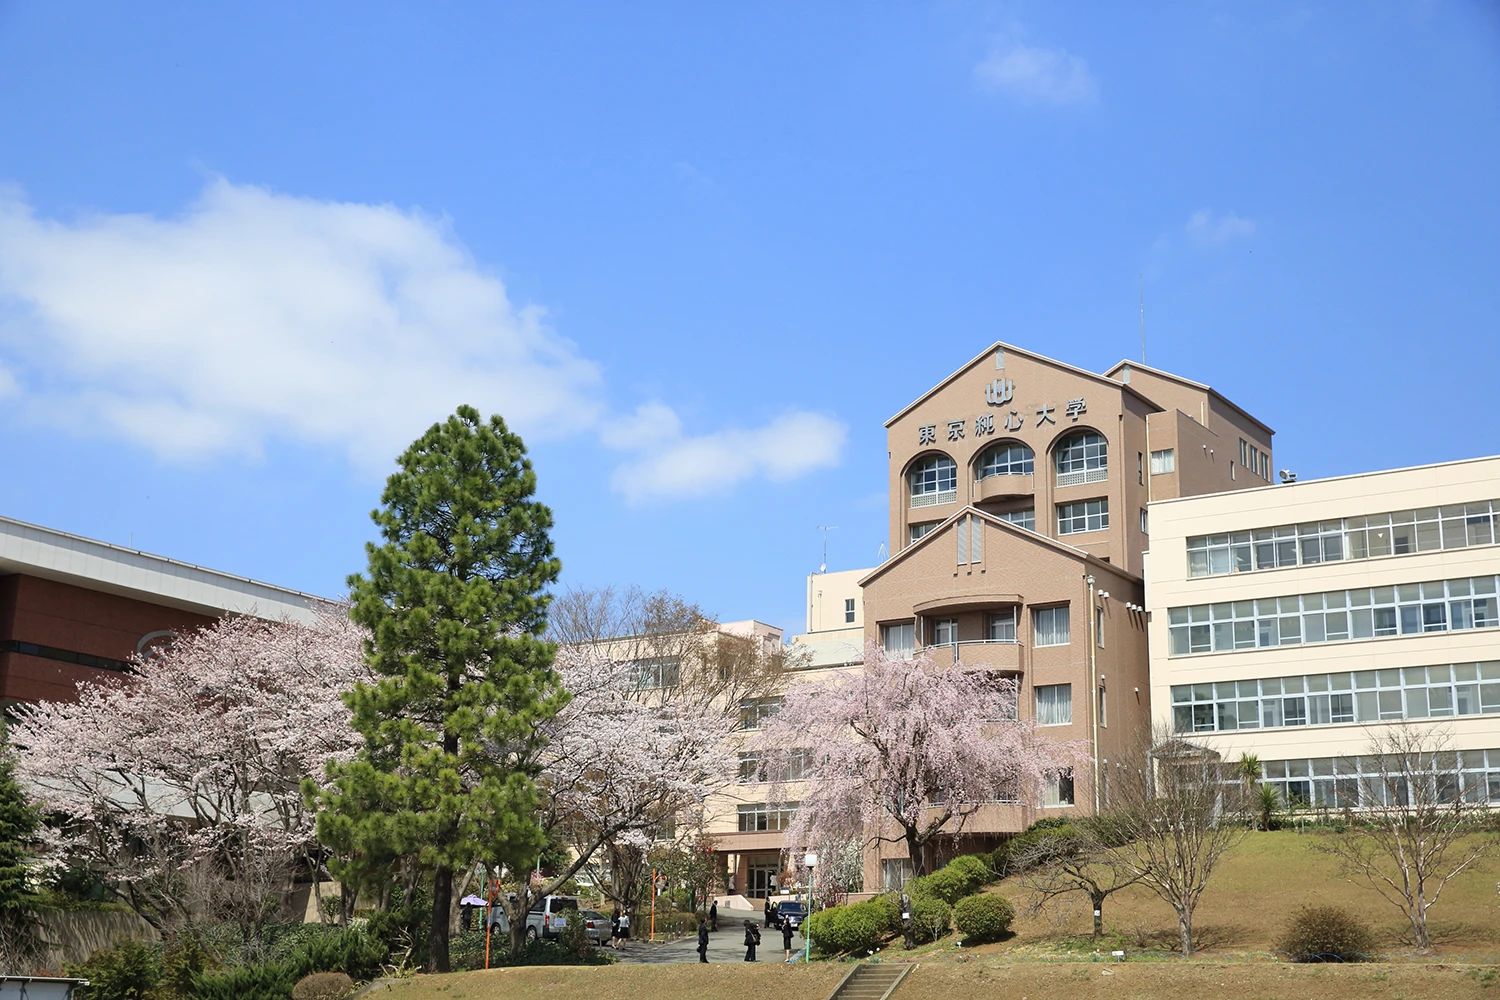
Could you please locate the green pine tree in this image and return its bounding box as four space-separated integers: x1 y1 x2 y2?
314 406 568 973
0 744 42 972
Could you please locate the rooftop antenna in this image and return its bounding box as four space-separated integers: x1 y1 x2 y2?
1139 273 1146 364
817 526 838 574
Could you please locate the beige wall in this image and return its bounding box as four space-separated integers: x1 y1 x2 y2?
1145 454 1500 762
804 569 865 635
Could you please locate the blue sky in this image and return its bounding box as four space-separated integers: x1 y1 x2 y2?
0 2 1497 635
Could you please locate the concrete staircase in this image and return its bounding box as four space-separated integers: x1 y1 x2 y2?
823 963 915 1000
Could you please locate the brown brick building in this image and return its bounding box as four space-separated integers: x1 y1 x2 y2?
0 515 327 709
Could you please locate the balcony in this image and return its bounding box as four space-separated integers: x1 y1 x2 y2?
911 489 958 509
1056 467 1108 489
974 473 1033 502
934 639 1023 672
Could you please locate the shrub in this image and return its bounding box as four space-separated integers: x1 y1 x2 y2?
907 895 950 946
1277 905 1376 963
292 972 355 1000
68 939 162 1000
869 892 903 935
286 927 388 981
804 901 886 955
193 960 299 1000
953 893 1015 945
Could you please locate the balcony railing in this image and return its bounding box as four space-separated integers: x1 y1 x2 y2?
929 639 1023 670
911 489 958 509
1056 467 1108 488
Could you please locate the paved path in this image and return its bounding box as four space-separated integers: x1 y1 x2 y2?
613 910 806 966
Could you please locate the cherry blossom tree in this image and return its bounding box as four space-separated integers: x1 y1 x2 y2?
10 608 367 944
494 645 734 953
762 642 1081 879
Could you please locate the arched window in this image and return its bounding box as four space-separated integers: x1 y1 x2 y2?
978 442 1034 479
1055 432 1108 486
908 455 957 508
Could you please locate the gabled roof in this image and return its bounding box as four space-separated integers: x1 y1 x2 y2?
884 341 1156 428
856 505 1141 588
0 513 328 624
1103 359 1275 436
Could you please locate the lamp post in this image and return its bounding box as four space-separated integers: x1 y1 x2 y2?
802 852 817 964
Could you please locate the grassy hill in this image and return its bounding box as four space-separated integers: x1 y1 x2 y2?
978 829 1500 957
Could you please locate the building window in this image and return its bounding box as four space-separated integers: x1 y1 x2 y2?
1098 685 1107 727
1055 432 1108 487
1036 684 1073 726
957 513 982 565
629 656 681 690
737 802 798 832
932 618 958 647
1096 607 1105 648
1239 439 1268 480
1170 661 1500 734
1185 502 1500 577
844 598 856 623
1231 461 1236 481
1150 449 1175 475
1140 508 1149 534
988 607 1018 642
881 622 915 659
978 442 1034 479
1058 498 1109 535
909 521 937 544
1033 606 1071 646
738 696 784 731
740 750 813 782
881 858 914 890
1138 452 1144 486
1000 509 1035 531
909 455 958 508
1166 576 1500 656
1256 750 1500 812
1043 769 1075 806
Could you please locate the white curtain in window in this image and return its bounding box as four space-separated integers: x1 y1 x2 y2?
1036 683 1073 725
1034 606 1071 646
989 608 1017 641
882 622 915 659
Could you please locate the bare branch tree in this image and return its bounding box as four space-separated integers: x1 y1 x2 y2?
1313 724 1496 952
1012 821 1144 938
1090 728 1247 955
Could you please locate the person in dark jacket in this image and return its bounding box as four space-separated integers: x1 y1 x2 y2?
709 900 718 931
743 919 760 962
697 919 710 963
782 917 795 961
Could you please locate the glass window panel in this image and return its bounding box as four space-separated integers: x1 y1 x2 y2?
1405 687 1429 719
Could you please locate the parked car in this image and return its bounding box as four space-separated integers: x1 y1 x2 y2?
525 895 580 941
577 909 611 945
774 901 807 931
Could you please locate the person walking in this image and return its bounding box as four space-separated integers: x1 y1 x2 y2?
709 900 718 932
697 919 710 963
610 908 621 947
618 908 631 943
782 917 795 962
743 919 760 962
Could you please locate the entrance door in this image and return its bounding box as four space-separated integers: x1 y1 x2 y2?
748 863 779 899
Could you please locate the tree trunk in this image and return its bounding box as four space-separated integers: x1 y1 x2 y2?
429 863 453 973
1091 890 1105 937
1177 907 1193 956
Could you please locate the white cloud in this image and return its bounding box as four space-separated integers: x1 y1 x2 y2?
0 179 845 500
975 43 1097 105
609 412 846 505
1184 209 1256 245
